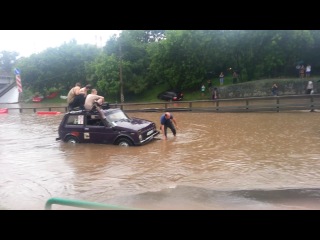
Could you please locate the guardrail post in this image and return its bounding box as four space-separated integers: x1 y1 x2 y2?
246 99 249 110
276 97 280 112
310 95 315 112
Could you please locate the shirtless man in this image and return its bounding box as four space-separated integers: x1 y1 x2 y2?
79 84 92 98
84 89 105 111
67 82 81 111
68 84 92 111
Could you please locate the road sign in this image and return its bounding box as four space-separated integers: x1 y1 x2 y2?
14 68 20 75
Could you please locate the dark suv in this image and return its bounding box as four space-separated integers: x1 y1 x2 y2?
56 108 160 146
157 90 183 101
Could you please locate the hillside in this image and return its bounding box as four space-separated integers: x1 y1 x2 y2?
37 77 319 104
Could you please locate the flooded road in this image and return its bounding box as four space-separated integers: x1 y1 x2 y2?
1 104 320 209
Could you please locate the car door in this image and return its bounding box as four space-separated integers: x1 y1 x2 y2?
162 91 174 101
63 114 86 142
84 115 118 144
159 91 169 100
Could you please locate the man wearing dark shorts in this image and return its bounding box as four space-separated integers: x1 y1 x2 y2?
160 112 178 140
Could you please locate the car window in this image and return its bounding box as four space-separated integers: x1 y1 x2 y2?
86 115 104 126
66 115 84 125
166 92 175 96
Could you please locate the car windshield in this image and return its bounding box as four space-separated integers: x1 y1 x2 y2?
106 111 129 123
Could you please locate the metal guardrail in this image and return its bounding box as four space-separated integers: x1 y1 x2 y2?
5 106 69 113
45 197 139 210
0 81 17 98
115 94 320 113
3 94 320 113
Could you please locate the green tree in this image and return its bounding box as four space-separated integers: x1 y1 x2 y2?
101 30 165 101
149 30 214 90
0 50 19 75
15 40 100 96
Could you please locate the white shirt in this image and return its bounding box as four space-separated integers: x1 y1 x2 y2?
306 65 311 72
307 81 313 90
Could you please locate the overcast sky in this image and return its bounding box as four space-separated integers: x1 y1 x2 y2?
0 30 121 58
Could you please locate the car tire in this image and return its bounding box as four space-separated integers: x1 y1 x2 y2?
65 136 79 144
116 138 133 147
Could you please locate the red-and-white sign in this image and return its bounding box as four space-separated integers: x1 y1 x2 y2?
14 68 22 93
16 74 22 93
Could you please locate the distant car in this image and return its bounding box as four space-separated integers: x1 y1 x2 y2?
157 90 183 101
56 108 160 146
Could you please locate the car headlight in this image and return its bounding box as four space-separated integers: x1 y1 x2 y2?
139 134 143 141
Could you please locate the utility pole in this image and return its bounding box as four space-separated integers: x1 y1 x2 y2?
119 41 124 103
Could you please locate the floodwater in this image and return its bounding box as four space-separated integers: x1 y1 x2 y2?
1 103 320 210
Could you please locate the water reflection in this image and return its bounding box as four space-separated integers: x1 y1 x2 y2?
0 106 320 209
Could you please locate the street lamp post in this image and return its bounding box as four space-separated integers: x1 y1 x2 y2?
119 41 124 103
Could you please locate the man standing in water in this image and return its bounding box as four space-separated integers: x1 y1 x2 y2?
160 112 179 140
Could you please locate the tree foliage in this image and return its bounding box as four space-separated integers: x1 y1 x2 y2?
3 30 319 102
0 51 19 75
15 40 100 96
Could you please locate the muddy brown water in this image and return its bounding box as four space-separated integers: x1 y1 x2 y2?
1 103 320 210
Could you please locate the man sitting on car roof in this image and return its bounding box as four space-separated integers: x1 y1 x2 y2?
84 89 105 111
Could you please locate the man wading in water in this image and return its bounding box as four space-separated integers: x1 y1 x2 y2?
160 112 179 140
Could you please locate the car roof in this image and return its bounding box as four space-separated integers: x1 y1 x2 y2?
161 89 181 93
167 89 181 92
67 108 121 116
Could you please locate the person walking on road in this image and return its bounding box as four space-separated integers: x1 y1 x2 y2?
219 72 224 85
272 83 278 96
201 84 205 97
306 80 314 94
306 64 311 78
